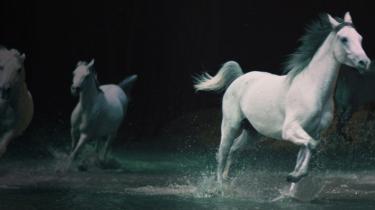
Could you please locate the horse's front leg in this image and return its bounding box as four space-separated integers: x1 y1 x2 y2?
282 121 318 182
0 130 16 158
60 134 89 172
70 128 80 151
287 146 312 182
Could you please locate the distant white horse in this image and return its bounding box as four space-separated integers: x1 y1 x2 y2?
194 12 370 185
65 59 137 170
0 46 33 157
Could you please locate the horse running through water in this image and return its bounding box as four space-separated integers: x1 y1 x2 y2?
0 46 33 157
194 12 371 185
64 59 137 171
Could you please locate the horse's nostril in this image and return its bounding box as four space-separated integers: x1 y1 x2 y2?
358 60 368 68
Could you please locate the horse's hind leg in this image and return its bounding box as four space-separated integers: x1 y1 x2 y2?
217 118 242 184
222 125 258 180
101 134 116 161
222 129 246 180
71 128 79 151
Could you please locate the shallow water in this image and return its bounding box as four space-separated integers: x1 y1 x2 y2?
1 149 375 210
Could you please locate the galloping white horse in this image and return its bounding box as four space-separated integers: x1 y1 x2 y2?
65 59 137 170
194 12 371 184
0 46 33 157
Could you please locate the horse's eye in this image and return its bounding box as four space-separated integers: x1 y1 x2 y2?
0 66 3 71
17 68 22 73
340 37 348 44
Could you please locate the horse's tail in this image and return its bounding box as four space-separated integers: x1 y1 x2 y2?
193 61 243 92
118 74 138 96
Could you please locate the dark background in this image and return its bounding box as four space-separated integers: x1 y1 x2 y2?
1 0 374 151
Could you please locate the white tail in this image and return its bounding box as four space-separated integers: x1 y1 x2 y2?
193 61 243 92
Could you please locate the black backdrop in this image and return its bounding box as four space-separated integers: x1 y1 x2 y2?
1 0 374 147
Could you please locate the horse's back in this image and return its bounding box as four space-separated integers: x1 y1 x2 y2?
226 71 288 139
101 84 127 104
100 84 128 119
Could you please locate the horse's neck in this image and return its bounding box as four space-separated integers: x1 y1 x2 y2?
299 33 340 100
79 77 100 110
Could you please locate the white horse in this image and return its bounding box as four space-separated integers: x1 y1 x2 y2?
0 46 33 157
65 59 137 170
194 12 371 185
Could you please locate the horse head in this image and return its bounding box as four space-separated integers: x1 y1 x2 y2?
71 59 96 96
328 12 371 73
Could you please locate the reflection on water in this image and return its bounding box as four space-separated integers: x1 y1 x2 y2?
1 149 375 210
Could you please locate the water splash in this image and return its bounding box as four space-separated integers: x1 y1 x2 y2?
191 171 220 198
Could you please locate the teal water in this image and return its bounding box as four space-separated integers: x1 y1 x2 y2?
1 149 375 210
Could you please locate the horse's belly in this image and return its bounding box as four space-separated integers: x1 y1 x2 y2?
78 105 124 137
247 113 284 139
80 116 122 136
241 90 285 139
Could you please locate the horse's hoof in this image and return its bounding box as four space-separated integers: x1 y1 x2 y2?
286 172 308 183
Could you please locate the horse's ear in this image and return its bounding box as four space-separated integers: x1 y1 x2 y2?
88 59 96 74
344 12 353 23
327 14 339 28
88 59 95 68
20 53 26 62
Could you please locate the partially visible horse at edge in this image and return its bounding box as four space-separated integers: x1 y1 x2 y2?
335 64 375 140
63 59 137 171
0 46 33 158
194 12 371 187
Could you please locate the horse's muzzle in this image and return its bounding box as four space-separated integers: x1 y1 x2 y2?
356 58 371 74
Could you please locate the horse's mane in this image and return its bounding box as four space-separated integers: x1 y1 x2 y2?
283 14 344 78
